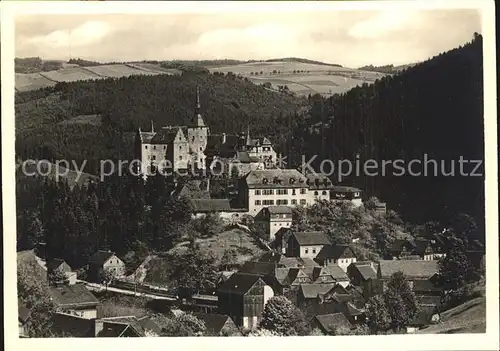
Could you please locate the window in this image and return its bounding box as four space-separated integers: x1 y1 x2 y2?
255 190 261 195
314 191 319 196
305 249 309 254
312 249 316 254
152 155 156 160
291 199 297 205
153 146 156 150
192 136 195 142
274 224 277 226
262 200 274 206
277 189 288 195
145 145 148 149
200 147 203 151
277 199 288 205
179 145 182 150
300 199 307 205
322 190 327 195
263 189 274 195
292 189 296 195
300 188 307 194
163 146 166 149
179 156 182 160
255 200 261 205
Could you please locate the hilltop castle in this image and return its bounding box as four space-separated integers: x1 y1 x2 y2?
135 87 278 176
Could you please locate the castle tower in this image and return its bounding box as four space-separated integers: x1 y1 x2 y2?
187 86 210 169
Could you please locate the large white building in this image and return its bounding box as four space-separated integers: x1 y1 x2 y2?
240 169 313 215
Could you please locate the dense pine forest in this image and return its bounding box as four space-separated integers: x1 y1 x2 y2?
290 33 484 228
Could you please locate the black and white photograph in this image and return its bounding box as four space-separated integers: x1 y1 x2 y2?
2 1 498 349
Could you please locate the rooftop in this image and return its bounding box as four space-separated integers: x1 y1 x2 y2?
292 231 331 246
244 169 308 189
316 245 356 261
300 283 336 299
217 273 263 295
378 260 439 279
314 313 352 333
49 284 99 308
190 198 232 212
89 250 116 266
331 186 362 193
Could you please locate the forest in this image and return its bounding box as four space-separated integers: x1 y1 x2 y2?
289 33 484 227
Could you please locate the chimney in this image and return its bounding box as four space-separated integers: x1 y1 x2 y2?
222 133 227 144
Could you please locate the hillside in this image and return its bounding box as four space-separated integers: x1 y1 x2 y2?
207 59 386 97
417 296 486 334
290 34 484 226
15 72 306 175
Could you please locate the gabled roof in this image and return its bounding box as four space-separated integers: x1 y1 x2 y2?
97 316 161 337
138 131 156 144
306 172 333 190
217 273 263 295
316 245 356 261
49 284 99 308
314 313 352 333
89 250 116 266
190 199 232 212
323 265 350 281
299 283 336 299
150 127 185 145
47 258 71 273
378 260 439 279
355 264 378 280
192 313 236 334
291 231 331 246
413 279 441 293
244 169 308 189
257 252 317 268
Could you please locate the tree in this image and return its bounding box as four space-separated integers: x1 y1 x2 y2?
159 313 206 336
193 213 224 238
18 263 57 337
48 267 69 286
365 295 391 333
220 248 238 270
100 268 115 293
438 231 472 304
259 296 310 336
248 328 282 336
383 271 418 331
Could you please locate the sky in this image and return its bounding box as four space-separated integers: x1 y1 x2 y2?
15 9 481 67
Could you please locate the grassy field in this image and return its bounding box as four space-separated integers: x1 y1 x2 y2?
59 114 102 126
144 228 264 287
208 60 387 96
417 296 486 334
15 63 176 92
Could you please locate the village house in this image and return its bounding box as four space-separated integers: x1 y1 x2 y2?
189 198 247 222
47 258 77 285
51 312 97 337
302 290 364 327
192 313 241 336
95 316 161 337
254 206 293 241
286 231 332 258
331 186 363 207
297 283 349 306
49 283 100 319
217 272 274 329
311 313 353 335
240 169 312 214
346 261 379 301
273 227 294 254
377 260 440 293
404 305 441 333
389 238 443 260
88 250 126 283
315 244 357 271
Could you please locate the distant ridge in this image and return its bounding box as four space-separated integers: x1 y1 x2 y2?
263 57 343 67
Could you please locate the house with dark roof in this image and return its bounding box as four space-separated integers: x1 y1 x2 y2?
389 238 441 261
405 305 440 333
193 313 241 336
254 206 293 241
88 250 126 283
18 301 31 338
346 261 380 301
331 186 363 207
311 313 353 335
217 272 274 329
298 283 341 305
286 231 331 258
315 245 357 271
51 311 96 337
95 316 161 337
49 283 100 319
47 258 77 285
190 198 249 222
171 179 210 200
377 260 440 293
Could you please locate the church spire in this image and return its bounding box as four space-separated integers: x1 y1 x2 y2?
192 85 206 127
151 120 155 133
246 125 252 146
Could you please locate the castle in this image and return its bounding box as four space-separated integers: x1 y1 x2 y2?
135 87 278 176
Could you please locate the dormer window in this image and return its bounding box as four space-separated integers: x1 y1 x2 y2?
289 178 295 184
262 178 268 184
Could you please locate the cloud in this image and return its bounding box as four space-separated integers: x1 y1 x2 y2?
14 10 481 67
